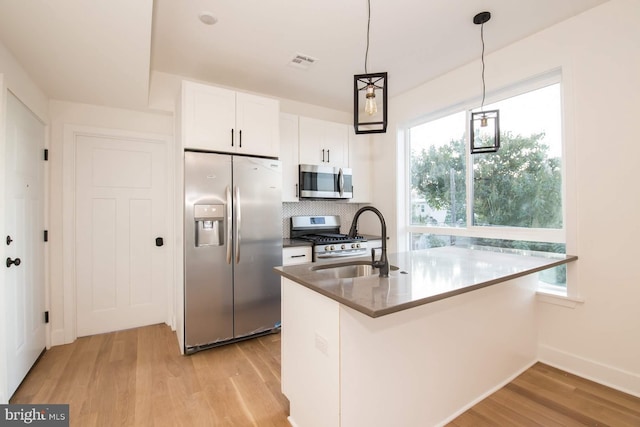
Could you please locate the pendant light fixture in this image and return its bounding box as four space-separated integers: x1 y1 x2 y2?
470 11 500 154
354 0 387 134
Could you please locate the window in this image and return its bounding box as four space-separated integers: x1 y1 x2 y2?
407 77 566 291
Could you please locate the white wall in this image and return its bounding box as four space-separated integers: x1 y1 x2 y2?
47 100 173 345
0 41 49 403
371 0 640 395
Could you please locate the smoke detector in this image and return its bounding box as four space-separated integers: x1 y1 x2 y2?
288 53 319 70
198 11 218 25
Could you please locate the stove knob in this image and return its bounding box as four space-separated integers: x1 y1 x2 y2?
356 243 361 248
341 244 346 250
330 245 335 251
325 245 331 251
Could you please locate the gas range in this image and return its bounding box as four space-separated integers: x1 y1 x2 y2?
290 215 368 260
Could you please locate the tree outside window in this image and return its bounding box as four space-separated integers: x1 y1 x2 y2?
408 83 566 287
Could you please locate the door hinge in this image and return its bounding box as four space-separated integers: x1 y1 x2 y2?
43 149 49 161
44 230 48 242
44 311 49 324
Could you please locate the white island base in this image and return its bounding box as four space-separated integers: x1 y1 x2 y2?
281 274 539 427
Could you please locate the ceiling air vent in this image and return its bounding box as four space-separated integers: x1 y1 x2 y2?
288 53 318 70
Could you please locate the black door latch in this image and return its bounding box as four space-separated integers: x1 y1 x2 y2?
6 257 21 268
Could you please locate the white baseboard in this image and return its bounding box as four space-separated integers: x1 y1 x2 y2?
539 344 640 398
286 416 298 427
435 358 538 427
50 328 67 347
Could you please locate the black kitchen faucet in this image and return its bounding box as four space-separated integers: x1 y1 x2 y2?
348 206 389 277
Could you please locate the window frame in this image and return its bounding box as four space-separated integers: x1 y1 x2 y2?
403 71 570 294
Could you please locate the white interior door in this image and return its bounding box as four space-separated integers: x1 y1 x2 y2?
75 133 167 337
4 92 46 398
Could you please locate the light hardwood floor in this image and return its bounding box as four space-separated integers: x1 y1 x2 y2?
11 324 640 426
11 324 289 426
448 362 640 426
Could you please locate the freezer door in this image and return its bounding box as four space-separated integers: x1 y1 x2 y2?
233 156 283 337
184 151 234 348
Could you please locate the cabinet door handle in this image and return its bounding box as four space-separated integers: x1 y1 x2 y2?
322 149 325 162
239 130 242 148
231 128 234 147
327 149 330 163
291 254 306 258
295 183 298 198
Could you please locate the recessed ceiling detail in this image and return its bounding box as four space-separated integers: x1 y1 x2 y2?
0 0 610 112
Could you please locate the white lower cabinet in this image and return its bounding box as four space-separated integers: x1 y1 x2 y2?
282 246 312 265
281 279 340 427
282 274 538 427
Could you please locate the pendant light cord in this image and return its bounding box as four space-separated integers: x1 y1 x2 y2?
365 0 371 74
480 21 486 110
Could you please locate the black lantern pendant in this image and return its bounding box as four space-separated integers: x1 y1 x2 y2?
470 11 500 154
354 0 388 134
354 72 388 134
470 109 500 153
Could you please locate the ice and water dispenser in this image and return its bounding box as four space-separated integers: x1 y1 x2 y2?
194 204 224 247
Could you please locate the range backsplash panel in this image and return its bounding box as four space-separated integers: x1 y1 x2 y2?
282 201 364 238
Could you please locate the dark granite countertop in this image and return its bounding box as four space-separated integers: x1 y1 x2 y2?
274 246 577 318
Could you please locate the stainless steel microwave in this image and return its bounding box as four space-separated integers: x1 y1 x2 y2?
299 164 353 199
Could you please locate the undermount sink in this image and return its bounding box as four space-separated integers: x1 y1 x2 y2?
311 261 399 278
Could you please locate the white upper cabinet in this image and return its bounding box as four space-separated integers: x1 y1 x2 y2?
182 82 235 150
298 117 348 167
235 92 280 157
280 113 300 202
181 81 279 157
348 127 372 203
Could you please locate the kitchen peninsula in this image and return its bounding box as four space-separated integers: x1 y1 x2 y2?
274 247 577 427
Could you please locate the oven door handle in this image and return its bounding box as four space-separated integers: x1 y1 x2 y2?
316 250 368 259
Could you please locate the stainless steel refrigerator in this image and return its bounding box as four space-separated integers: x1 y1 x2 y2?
184 151 282 354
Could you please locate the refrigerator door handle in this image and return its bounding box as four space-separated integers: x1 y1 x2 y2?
226 186 232 264
234 185 241 263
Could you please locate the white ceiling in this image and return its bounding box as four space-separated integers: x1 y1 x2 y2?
0 0 608 112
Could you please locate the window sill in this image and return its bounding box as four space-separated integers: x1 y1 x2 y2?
536 290 584 308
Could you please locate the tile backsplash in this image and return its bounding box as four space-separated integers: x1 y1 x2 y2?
282 201 365 238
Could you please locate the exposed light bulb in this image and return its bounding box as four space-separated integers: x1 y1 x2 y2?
364 84 377 116
480 115 488 127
